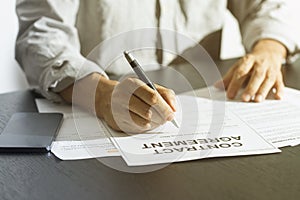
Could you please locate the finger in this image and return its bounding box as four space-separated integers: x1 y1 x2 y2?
129 95 165 124
117 78 173 122
120 120 161 134
132 85 174 121
215 63 236 90
214 80 226 90
129 111 151 130
254 71 277 102
115 120 145 134
274 74 285 100
226 75 248 99
226 55 255 99
120 78 158 105
149 106 167 124
128 95 152 120
127 111 163 132
242 64 267 102
216 55 255 91
109 102 162 133
113 90 165 124
155 84 177 112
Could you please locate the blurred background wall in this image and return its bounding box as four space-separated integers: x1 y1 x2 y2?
0 1 244 94
0 0 29 94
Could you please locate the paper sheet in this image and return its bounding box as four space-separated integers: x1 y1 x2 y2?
111 95 279 166
185 87 300 147
50 139 119 160
36 99 120 159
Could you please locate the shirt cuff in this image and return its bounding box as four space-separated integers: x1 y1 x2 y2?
242 19 297 62
38 54 108 102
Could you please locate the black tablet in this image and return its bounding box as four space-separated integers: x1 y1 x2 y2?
0 112 63 153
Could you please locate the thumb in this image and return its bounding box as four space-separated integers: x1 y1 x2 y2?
155 84 177 112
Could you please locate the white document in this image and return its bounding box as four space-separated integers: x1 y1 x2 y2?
36 99 120 159
51 139 119 160
186 87 300 147
37 85 300 165
111 96 280 166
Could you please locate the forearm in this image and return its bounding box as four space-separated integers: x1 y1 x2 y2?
16 0 107 102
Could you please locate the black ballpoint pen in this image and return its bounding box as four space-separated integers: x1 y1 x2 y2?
123 51 179 128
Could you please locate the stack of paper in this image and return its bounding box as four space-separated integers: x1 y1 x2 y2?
186 87 300 147
35 87 300 166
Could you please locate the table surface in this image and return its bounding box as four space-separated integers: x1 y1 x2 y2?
1 59 300 200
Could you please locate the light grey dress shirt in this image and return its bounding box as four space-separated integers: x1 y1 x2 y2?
15 0 300 101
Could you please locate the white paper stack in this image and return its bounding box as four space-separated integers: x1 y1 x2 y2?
35 87 300 166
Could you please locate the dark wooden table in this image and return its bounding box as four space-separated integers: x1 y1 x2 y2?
1 59 300 200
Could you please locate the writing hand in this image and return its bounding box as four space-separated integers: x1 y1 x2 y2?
97 77 176 133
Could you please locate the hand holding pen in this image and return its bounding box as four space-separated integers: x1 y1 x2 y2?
124 51 179 128
60 51 178 133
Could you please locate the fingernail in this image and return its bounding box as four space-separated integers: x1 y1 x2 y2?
146 110 152 119
214 80 225 90
255 94 263 102
167 113 174 121
145 123 151 129
243 94 251 102
171 100 177 111
227 92 234 99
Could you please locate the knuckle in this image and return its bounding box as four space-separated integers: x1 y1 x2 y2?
242 54 254 62
161 88 175 96
265 72 276 82
253 67 266 77
144 109 152 120
148 92 158 105
171 88 175 93
255 59 267 67
142 118 151 125
235 68 248 78
138 121 151 130
123 77 134 85
167 89 176 95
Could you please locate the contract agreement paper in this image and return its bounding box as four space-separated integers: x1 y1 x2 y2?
110 96 279 166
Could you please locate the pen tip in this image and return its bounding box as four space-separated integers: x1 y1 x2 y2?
172 119 179 128
123 51 129 55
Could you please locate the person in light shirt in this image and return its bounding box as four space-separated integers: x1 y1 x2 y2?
15 0 300 133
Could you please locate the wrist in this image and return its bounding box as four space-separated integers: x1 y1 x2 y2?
95 75 118 119
252 39 287 60
60 73 118 119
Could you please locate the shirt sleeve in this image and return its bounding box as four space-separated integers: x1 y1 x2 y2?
15 0 108 102
229 0 300 62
